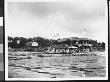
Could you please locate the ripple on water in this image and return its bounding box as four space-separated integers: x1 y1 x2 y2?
8 51 106 78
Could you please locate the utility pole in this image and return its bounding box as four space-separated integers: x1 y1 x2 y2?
82 27 86 36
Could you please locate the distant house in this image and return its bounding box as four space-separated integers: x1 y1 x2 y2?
26 42 38 47
56 37 93 52
25 42 38 51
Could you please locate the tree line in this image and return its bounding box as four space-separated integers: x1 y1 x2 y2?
8 36 105 51
8 36 52 48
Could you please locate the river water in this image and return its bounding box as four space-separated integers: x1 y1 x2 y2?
8 51 106 78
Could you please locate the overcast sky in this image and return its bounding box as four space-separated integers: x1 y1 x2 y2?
7 0 107 42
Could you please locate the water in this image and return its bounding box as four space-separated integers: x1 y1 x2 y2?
8 51 106 78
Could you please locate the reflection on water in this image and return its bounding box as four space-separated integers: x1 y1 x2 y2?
8 51 106 78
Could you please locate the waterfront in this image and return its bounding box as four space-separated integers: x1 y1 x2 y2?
8 51 106 78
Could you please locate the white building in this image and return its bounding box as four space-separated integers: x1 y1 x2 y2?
26 42 38 47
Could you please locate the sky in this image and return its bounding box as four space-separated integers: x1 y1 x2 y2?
7 0 107 42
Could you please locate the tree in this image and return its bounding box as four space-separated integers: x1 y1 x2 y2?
19 37 28 48
101 42 105 50
65 39 71 46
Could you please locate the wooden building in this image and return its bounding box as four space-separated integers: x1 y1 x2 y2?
25 42 38 51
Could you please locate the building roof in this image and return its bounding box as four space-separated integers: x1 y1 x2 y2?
26 42 38 46
68 46 78 48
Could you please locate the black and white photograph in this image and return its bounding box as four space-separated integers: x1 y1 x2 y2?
5 0 108 80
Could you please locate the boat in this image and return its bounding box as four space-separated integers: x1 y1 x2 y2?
45 45 78 54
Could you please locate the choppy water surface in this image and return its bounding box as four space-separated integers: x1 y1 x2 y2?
8 51 106 78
